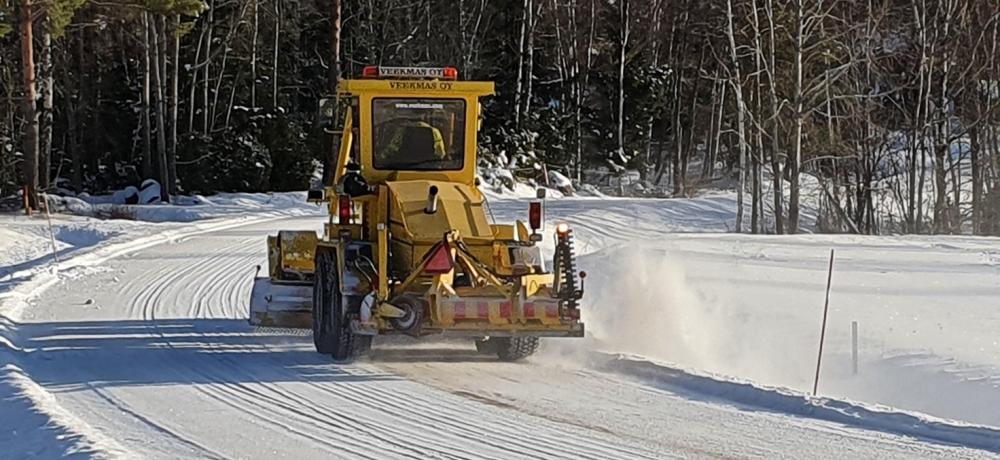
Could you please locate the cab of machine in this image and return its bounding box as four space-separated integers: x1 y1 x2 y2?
336 66 495 186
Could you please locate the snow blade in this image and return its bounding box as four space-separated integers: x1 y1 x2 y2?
248 277 313 329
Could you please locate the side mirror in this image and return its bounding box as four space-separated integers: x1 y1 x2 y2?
319 97 337 133
318 97 335 119
307 189 326 203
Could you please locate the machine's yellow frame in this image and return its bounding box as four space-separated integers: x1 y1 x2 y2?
251 72 584 347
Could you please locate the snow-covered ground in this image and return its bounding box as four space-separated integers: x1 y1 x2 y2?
490 194 1000 427
1 193 324 458
2 189 999 458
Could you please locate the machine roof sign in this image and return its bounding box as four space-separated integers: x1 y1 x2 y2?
379 66 446 78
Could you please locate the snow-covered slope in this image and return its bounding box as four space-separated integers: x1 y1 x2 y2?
486 193 1000 428
2 190 999 458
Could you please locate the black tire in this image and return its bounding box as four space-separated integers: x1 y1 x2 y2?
312 251 337 354
494 337 540 361
313 251 365 361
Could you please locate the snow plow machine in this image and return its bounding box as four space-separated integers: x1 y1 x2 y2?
249 66 585 362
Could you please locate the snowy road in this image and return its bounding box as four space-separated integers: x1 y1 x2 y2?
7 215 997 459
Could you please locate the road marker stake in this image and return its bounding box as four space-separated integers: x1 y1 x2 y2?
852 321 859 376
813 249 836 396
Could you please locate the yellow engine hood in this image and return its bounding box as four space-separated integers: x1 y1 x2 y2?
386 180 492 242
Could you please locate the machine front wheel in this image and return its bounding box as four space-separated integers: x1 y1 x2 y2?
313 251 364 361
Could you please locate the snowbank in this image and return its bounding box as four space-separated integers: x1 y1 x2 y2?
0 363 129 459
595 353 1000 454
51 191 322 223
1 192 326 459
564 231 1000 431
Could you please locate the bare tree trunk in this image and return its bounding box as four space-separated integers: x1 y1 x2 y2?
751 0 764 233
702 79 719 180
513 0 529 130
788 0 805 234
643 0 663 181
330 0 341 95
142 13 154 180
204 0 213 133
150 14 169 201
671 74 682 194
908 0 933 233
327 0 341 184
160 15 181 196
570 0 583 181
250 0 258 108
39 24 53 191
210 37 229 131
19 0 39 209
971 125 982 234
188 27 204 133
932 0 955 233
726 0 747 232
271 0 280 108
522 0 539 124
169 15 179 193
710 80 727 180
616 0 629 161
765 0 783 233
576 0 596 181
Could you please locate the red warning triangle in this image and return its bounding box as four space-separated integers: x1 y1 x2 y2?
423 244 455 274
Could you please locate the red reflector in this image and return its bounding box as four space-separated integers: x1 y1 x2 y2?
528 202 542 230
361 66 378 78
442 67 458 80
423 244 454 274
338 195 351 224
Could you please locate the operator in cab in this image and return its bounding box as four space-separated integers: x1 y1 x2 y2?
372 99 465 171
380 121 447 166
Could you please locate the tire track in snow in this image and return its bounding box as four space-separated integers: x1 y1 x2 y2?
84 383 231 460
135 291 382 458
116 228 663 459
233 333 662 460
118 232 452 459
268 360 586 460
206 356 449 460
189 326 593 459
113 235 384 457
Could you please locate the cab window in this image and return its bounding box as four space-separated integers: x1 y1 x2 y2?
372 98 466 171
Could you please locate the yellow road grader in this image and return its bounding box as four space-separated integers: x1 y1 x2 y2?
249 66 585 361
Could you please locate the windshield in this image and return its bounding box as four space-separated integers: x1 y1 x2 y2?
372 98 466 171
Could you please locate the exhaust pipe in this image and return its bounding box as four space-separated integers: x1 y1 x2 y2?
424 186 439 214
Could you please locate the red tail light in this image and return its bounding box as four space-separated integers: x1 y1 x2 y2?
338 195 352 224
528 202 542 231
361 66 378 78
423 244 455 274
442 67 458 80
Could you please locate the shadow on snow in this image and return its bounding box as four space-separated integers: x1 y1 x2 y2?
14 318 402 391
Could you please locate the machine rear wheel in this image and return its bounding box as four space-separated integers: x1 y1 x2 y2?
313 251 365 361
494 337 539 361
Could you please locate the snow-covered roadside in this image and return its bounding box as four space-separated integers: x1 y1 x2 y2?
593 353 1000 454
480 192 1000 432
564 235 1000 427
0 192 324 459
